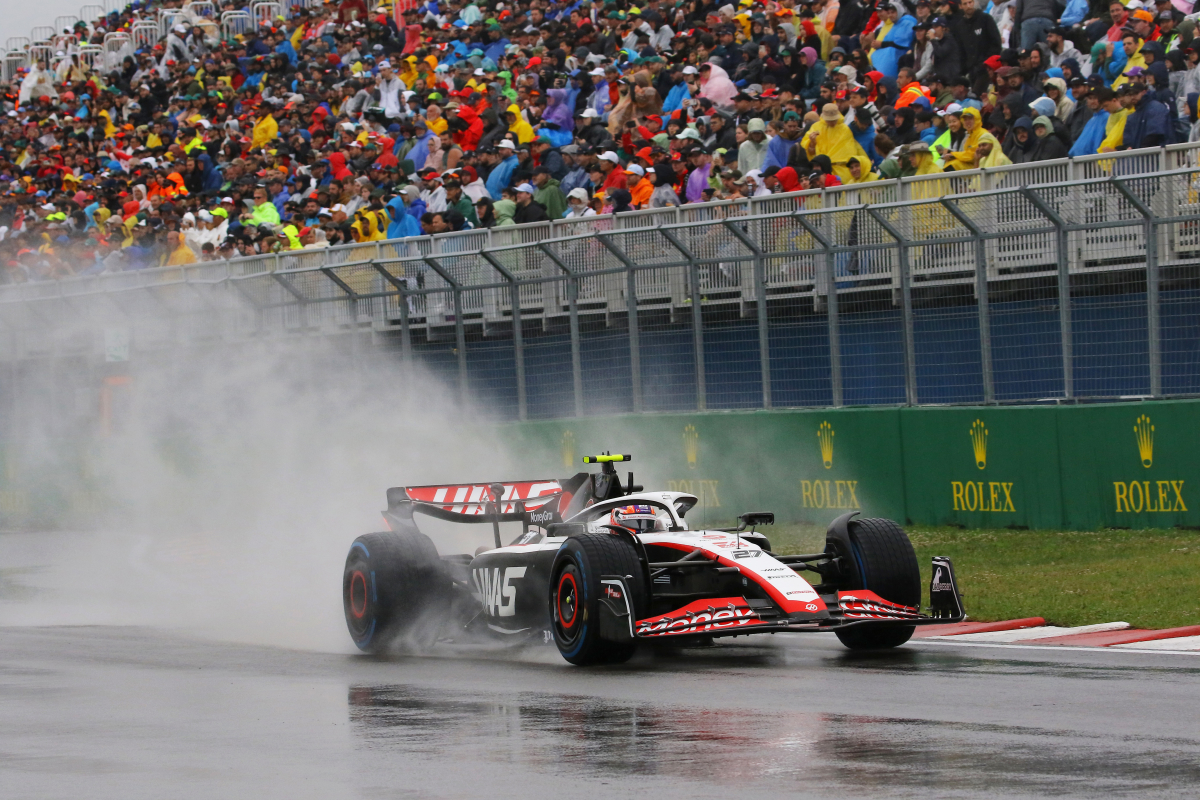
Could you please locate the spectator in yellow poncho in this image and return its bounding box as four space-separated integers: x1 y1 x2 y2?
1098 91 1130 153
975 131 1011 168
801 103 870 183
506 103 535 144
940 107 984 172
844 156 879 183
251 109 279 150
164 230 197 265
906 141 943 175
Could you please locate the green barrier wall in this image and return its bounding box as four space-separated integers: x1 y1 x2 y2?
503 399 1200 530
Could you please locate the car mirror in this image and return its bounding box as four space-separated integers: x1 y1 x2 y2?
738 511 774 530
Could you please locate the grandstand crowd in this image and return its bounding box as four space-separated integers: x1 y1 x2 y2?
1 0 1199 276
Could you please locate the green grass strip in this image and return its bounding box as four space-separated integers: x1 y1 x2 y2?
753 523 1200 630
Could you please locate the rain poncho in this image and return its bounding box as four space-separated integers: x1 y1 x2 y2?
942 108 984 171
699 63 738 111
1069 109 1109 157
506 104 535 144
800 118 869 183
976 131 1012 168
870 11 917 80
252 113 279 150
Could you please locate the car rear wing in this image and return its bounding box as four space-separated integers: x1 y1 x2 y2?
386 480 565 525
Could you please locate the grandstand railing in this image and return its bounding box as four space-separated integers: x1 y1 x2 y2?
4 168 1200 421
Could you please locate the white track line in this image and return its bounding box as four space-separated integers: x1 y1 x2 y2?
1111 635 1200 651
927 621 1130 643
912 638 1200 656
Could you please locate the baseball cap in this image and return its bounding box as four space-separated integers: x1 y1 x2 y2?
497 139 516 149
598 151 620 163
624 164 645 176
514 182 535 193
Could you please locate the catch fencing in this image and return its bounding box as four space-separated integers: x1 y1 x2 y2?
4 163 1200 420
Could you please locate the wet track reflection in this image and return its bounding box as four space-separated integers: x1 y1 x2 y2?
346 676 1200 797
4 626 1200 799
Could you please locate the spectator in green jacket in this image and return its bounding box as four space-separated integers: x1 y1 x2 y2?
531 167 567 221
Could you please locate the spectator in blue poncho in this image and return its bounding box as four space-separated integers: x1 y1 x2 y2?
868 2 917 80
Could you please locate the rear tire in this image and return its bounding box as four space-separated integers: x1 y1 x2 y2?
831 518 920 651
549 532 647 666
343 531 447 653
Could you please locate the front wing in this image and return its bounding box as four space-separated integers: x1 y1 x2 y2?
598 556 965 641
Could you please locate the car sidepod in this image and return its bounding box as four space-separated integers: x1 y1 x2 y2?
468 544 558 639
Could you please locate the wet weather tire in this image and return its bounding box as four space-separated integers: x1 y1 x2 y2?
343 531 446 653
832 518 921 651
549 532 647 666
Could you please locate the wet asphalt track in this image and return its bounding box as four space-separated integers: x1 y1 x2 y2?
3 627 1200 799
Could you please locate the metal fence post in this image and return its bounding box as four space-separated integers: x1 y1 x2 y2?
537 244 584 417
720 220 770 408
1020 189 1074 399
940 200 994 404
867 208 917 405
597 235 642 412
1112 179 1161 397
794 214 841 407
371 261 412 378
659 228 705 411
481 251 527 421
423 256 468 405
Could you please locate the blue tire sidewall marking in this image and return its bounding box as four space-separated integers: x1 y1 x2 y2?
354 619 377 650
352 542 370 558
559 543 589 659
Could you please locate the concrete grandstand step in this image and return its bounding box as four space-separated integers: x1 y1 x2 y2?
1113 635 1200 651
912 618 1045 638
1031 624 1200 647
929 621 1130 643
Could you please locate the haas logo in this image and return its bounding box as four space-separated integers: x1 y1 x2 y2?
472 567 527 617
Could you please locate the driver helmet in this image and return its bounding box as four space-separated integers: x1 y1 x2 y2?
610 504 665 533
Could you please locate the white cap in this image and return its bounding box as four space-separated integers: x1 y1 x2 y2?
174 24 187 34
378 60 391 69
221 196 234 203
318 207 332 216
598 151 620 164
589 67 606 76
198 210 213 222
676 128 701 140
341 121 356 130
497 139 515 149
945 102 963 114
580 108 599 118
331 203 347 213
682 65 698 75
624 163 645 176
515 182 535 193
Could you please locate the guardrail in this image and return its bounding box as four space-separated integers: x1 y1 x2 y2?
4 169 1200 420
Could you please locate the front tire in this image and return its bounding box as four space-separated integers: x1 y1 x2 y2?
343 531 447 653
549 532 647 666
831 517 921 650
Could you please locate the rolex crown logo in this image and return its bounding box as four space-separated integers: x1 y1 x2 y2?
817 421 834 469
970 419 988 470
1134 414 1154 468
683 424 699 470
561 430 575 469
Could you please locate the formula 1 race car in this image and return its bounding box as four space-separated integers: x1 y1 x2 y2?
342 454 965 665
